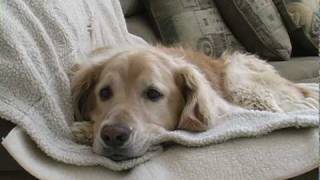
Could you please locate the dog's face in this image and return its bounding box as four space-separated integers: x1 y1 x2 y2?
72 48 213 160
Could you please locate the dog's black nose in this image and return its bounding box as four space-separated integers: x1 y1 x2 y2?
100 125 131 147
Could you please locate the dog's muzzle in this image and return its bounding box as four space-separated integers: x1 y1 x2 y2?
100 124 132 147
99 124 135 161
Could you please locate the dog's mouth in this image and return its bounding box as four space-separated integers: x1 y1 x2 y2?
104 148 145 161
108 153 135 161
102 145 161 161
100 147 141 161
94 135 161 161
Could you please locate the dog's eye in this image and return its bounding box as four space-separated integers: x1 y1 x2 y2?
99 86 113 100
144 87 163 102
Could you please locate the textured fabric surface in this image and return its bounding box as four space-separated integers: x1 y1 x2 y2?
119 0 144 17
143 0 244 57
2 127 319 180
269 56 320 81
0 0 318 172
214 0 292 61
273 0 319 56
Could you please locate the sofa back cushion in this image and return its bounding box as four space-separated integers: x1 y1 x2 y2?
214 0 292 60
120 0 144 17
272 0 319 56
143 0 244 57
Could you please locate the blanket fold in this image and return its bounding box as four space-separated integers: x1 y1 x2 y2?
0 0 318 171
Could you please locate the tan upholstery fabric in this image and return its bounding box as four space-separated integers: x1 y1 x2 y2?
269 56 320 81
2 127 318 180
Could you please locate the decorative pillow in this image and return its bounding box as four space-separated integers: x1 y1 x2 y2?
272 0 319 56
143 0 244 57
214 0 292 60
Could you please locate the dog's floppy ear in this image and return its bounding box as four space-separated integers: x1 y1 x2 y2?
71 63 103 122
175 66 213 132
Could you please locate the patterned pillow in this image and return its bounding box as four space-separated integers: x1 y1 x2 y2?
214 0 292 60
143 0 244 57
273 0 319 56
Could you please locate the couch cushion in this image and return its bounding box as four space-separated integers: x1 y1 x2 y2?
142 0 244 57
214 0 292 61
269 56 319 82
119 0 144 17
272 0 319 56
126 14 160 45
297 77 319 83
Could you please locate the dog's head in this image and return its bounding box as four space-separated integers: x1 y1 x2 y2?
71 47 214 160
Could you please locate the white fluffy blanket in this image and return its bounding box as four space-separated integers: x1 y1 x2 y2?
0 0 318 171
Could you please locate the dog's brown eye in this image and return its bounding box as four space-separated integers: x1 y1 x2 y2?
99 86 113 100
144 87 163 102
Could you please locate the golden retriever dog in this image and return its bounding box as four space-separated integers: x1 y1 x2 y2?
71 45 316 161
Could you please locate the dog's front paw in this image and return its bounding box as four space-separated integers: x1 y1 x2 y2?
71 121 93 145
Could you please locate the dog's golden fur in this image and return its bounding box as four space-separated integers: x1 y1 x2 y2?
71 45 317 160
